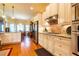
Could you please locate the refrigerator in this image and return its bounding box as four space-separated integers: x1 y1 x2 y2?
33 21 39 44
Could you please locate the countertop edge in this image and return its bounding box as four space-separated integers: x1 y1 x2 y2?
39 32 71 39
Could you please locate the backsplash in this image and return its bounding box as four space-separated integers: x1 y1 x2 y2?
49 24 61 34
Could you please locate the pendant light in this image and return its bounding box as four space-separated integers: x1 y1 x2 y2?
12 5 15 19
2 3 5 18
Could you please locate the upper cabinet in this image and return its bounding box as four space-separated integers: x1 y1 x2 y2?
64 4 72 24
45 5 50 18
50 4 58 16
58 3 72 25
41 12 46 26
45 3 72 25
72 4 79 21
32 3 72 27
45 3 58 18
58 3 65 24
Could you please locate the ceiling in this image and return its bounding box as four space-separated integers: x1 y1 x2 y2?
0 3 48 20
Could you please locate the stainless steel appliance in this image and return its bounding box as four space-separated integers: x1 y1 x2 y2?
34 21 38 44
72 31 79 55
31 21 38 44
72 3 79 55
61 25 71 35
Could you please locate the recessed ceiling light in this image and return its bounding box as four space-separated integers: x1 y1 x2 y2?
30 7 34 10
12 16 15 19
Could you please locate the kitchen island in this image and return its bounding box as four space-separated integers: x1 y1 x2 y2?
0 32 21 45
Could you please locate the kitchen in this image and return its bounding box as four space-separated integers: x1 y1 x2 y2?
31 3 77 56
0 3 78 56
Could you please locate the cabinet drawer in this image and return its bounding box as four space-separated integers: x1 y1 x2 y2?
60 38 71 46
54 46 71 56
54 47 62 56
55 43 71 53
55 37 71 46
54 37 61 43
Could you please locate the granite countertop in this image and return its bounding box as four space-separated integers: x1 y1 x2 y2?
39 32 71 39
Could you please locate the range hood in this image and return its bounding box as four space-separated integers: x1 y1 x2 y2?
45 14 58 25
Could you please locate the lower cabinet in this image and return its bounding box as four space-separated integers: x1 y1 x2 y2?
1 33 21 45
47 36 55 54
54 37 72 56
43 34 49 49
39 33 72 56
39 33 44 46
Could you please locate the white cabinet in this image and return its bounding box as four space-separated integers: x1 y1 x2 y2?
58 3 72 24
43 34 49 49
47 36 55 54
39 33 49 49
39 33 72 56
39 33 44 46
45 5 51 18
54 37 72 56
49 4 58 16
64 4 72 23
58 3 65 24
1 33 21 45
45 3 58 18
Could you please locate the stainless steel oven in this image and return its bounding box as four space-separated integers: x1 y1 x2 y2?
72 3 79 55
72 32 79 55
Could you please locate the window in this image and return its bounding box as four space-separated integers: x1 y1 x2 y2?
0 22 4 32
10 23 16 32
25 25 30 32
17 24 24 32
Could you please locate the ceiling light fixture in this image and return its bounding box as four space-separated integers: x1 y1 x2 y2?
30 7 34 10
2 3 5 18
12 5 15 19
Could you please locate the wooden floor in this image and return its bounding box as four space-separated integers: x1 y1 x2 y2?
1 36 41 56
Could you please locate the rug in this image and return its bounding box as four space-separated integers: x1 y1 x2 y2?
0 48 12 56
35 48 53 56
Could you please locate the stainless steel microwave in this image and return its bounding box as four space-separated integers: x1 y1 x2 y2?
72 21 79 32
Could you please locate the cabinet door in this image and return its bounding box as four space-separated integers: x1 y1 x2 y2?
48 36 55 54
50 3 58 16
64 4 72 23
1 33 11 44
39 34 44 46
58 3 72 24
46 5 50 18
12 33 21 43
54 36 72 56
43 34 48 49
58 3 65 24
